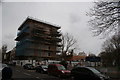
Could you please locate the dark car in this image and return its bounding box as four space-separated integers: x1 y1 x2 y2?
23 64 35 70
0 63 13 80
35 65 48 73
0 63 8 79
71 67 110 80
48 64 71 78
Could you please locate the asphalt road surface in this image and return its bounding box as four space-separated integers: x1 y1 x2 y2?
10 66 61 80
9 66 119 80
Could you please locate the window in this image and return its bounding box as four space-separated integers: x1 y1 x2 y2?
48 53 50 56
48 46 50 49
57 65 66 70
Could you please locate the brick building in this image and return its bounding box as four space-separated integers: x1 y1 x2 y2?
15 17 61 62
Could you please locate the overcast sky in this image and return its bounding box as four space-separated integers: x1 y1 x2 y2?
2 2 106 55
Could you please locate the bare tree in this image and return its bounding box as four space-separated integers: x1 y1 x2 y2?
102 34 120 52
61 33 77 57
88 53 96 57
2 44 7 62
110 34 120 49
101 35 120 66
102 39 115 53
88 1 120 37
89 0 120 67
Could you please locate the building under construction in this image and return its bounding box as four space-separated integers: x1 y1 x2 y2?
15 17 61 61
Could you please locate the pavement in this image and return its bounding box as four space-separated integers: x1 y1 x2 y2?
9 65 120 80
10 66 60 80
96 67 120 80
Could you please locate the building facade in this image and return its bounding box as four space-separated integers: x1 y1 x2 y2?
15 17 61 61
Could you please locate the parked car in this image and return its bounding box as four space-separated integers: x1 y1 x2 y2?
48 64 71 78
35 65 48 73
23 64 35 70
71 67 110 80
0 63 11 79
2 66 13 80
0 63 8 74
2 64 8 68
0 63 8 73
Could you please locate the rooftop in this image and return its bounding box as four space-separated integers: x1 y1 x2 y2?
18 16 61 30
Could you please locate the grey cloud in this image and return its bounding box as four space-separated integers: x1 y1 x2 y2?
4 34 14 39
69 13 81 23
2 2 104 55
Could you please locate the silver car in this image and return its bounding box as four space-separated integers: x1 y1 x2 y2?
0 63 8 79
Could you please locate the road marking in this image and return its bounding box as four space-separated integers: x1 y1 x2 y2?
27 70 35 72
16 70 20 72
36 77 40 79
23 73 31 76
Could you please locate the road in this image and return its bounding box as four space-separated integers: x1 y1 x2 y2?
10 66 61 80
9 66 119 80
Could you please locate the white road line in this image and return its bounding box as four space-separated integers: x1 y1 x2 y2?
36 77 40 79
23 73 31 76
16 70 20 72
